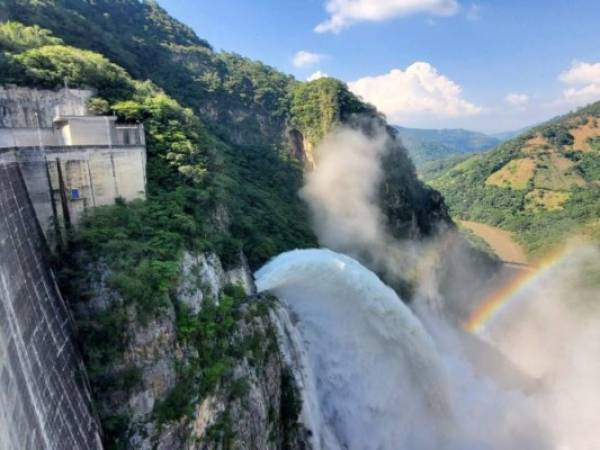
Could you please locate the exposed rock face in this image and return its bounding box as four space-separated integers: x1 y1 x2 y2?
125 304 178 421
73 261 179 449
178 251 256 314
287 128 315 169
0 86 92 128
74 250 309 450
379 141 452 241
178 303 310 450
178 252 227 314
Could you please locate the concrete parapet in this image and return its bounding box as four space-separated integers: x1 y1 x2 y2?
1 144 147 235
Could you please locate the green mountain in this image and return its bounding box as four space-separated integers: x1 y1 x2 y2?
0 2 451 448
429 102 600 257
394 126 501 170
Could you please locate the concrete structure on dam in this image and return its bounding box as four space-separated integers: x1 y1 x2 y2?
0 86 148 449
0 86 147 231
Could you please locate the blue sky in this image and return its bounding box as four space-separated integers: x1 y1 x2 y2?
157 0 600 133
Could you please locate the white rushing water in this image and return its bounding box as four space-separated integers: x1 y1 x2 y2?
256 248 548 450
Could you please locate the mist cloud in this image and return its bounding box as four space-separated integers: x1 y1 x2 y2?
300 125 422 284
299 123 600 449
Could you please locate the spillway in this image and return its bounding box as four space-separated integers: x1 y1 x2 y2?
256 248 548 450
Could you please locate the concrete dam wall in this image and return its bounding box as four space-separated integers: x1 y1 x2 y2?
0 151 103 449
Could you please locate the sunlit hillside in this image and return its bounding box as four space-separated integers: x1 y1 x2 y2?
430 101 600 256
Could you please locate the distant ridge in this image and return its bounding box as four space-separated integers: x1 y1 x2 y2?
395 126 500 170
490 125 534 141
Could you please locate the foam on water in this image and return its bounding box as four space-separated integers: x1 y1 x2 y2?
257 248 549 450
257 249 454 449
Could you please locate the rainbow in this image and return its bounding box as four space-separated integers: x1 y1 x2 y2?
463 244 579 334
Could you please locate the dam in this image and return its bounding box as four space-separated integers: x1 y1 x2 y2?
0 150 103 449
0 86 148 449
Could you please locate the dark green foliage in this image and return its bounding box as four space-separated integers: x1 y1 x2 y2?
153 374 196 423
279 368 303 450
2 0 210 79
1 42 135 100
0 22 133 100
87 97 110 115
1 2 452 446
113 85 211 183
0 18 312 270
542 124 574 146
70 189 205 325
76 306 129 381
156 291 272 424
289 77 378 146
204 410 235 448
101 414 130 450
0 21 62 51
217 142 317 268
1 0 293 145
577 153 600 182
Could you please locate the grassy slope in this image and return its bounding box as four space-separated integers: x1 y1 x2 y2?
429 102 600 256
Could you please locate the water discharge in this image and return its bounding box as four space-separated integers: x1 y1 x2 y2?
255 249 546 450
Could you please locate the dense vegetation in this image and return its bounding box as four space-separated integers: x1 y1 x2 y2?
429 102 600 256
0 2 449 447
289 77 380 146
0 18 315 447
394 126 501 172
2 0 295 145
419 153 471 181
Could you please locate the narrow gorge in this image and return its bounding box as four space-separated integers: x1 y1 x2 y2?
0 1 598 450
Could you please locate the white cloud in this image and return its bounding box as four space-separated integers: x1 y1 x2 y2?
308 71 329 81
505 93 529 107
563 84 600 105
347 62 482 122
293 50 326 68
559 61 600 85
557 61 600 107
315 0 459 33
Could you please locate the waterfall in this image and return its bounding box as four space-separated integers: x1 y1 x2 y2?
257 249 454 450
257 248 548 450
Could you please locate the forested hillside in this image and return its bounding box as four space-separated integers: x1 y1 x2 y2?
429 102 600 256
394 126 500 172
0 2 451 448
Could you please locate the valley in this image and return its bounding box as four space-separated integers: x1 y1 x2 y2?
429 103 600 257
0 2 598 450
394 125 502 173
459 220 528 265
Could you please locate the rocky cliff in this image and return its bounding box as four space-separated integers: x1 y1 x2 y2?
68 249 309 449
0 3 454 449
